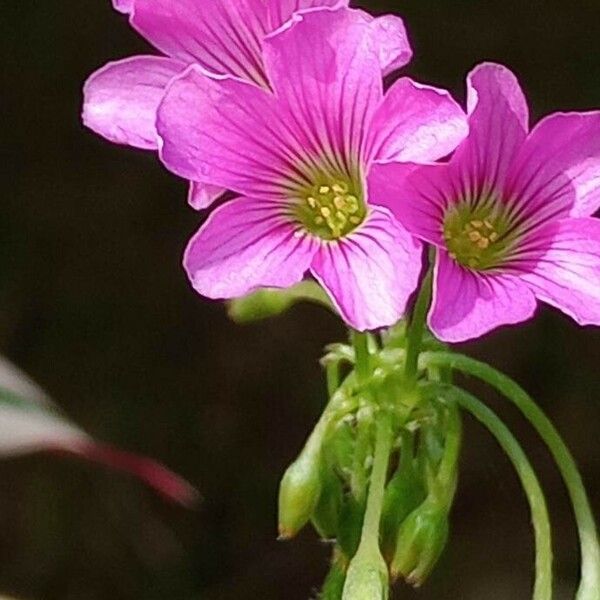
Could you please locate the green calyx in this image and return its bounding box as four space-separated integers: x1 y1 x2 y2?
293 172 367 240
443 200 516 270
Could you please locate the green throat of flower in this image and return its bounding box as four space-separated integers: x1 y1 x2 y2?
443 202 515 270
294 175 367 240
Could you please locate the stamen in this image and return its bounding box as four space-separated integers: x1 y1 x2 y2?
443 202 514 270
295 176 366 240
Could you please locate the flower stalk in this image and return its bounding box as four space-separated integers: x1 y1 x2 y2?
342 411 394 600
422 382 553 600
422 352 600 600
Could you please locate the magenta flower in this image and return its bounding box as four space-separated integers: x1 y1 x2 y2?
82 0 413 209
371 63 600 341
155 7 468 331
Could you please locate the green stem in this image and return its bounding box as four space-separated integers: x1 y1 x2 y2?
423 382 553 600
327 360 340 398
352 332 371 383
423 351 600 600
404 267 433 384
435 402 462 506
358 411 394 555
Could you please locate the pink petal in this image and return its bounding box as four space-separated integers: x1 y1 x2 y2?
368 78 467 163
83 56 185 150
508 111 600 220
184 198 318 298
368 161 450 246
157 66 293 198
310 207 423 331
112 0 133 14
362 12 413 75
429 251 537 342
188 182 227 210
126 0 271 86
453 63 529 194
124 0 344 88
262 6 383 167
521 217 600 325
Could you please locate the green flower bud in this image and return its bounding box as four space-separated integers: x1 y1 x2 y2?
342 550 389 600
312 463 343 539
390 498 449 586
337 494 365 559
227 281 331 323
319 550 348 600
278 448 322 539
380 461 426 561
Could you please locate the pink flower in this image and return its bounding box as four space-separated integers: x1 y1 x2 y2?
156 7 468 331
82 0 413 209
371 63 600 341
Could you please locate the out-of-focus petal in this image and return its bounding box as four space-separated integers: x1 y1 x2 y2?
157 66 297 199
188 182 227 210
83 56 185 149
112 0 133 14
368 78 467 164
453 63 529 195
368 161 450 246
184 198 318 298
521 217 600 325
507 112 600 220
429 251 537 342
310 207 422 331
0 357 197 506
263 6 383 168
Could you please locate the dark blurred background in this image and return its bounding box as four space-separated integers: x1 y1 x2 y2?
0 1 599 598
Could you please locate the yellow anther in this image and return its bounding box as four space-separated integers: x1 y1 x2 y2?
471 220 484 229
468 230 482 242
307 196 317 208
332 183 348 194
350 216 362 225
315 216 324 225
477 237 490 249
320 207 331 218
489 232 499 242
333 196 347 209
336 211 347 223
483 219 493 229
319 185 330 194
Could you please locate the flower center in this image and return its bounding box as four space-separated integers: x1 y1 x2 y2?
443 204 513 270
294 178 367 240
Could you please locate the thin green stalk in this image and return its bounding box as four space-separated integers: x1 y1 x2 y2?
352 332 371 383
435 402 462 506
342 412 394 600
327 360 340 398
423 382 553 600
423 351 600 600
404 267 433 384
359 412 394 555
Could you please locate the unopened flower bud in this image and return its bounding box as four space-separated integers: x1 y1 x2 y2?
319 550 348 600
337 495 366 559
278 448 322 539
390 498 449 586
311 463 343 539
380 463 426 561
227 281 330 323
342 550 389 600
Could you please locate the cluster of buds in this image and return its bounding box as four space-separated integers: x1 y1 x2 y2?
275 320 462 599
